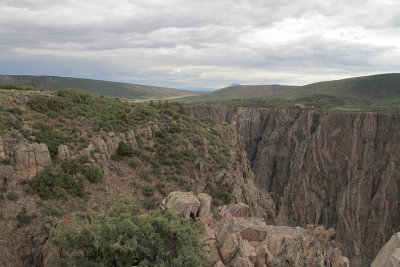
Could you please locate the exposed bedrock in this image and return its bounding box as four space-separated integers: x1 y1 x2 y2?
187 106 400 266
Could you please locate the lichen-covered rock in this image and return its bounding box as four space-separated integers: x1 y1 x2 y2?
372 232 400 267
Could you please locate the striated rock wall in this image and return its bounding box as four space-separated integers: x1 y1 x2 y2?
187 105 400 266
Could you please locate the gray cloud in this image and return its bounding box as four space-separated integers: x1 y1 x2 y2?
0 0 400 89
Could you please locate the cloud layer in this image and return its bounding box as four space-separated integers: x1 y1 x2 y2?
1 0 400 89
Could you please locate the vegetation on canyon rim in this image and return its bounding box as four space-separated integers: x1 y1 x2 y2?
53 194 207 267
0 86 236 265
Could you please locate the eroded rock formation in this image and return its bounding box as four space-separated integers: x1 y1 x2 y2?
161 191 349 267
188 106 400 266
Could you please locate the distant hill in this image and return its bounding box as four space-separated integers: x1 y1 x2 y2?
0 75 201 100
180 84 298 104
180 73 400 113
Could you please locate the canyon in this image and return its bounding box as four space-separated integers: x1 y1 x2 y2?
188 106 400 266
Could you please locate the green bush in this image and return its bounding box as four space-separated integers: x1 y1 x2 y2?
0 83 39 91
2 157 12 165
129 159 139 168
144 197 159 210
210 185 233 206
16 208 36 226
139 170 150 181
29 157 88 200
86 164 104 183
6 107 23 115
6 191 19 201
117 141 133 157
142 185 155 197
39 202 65 218
155 182 165 192
53 195 206 267
0 121 8 133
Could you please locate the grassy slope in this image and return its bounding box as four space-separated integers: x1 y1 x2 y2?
181 73 400 113
0 75 201 100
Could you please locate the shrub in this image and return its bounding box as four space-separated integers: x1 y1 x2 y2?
2 157 12 165
6 191 19 201
6 107 23 115
144 197 159 210
29 157 87 200
177 103 187 115
117 141 133 157
53 195 206 267
139 170 150 181
39 202 65 218
129 159 139 168
0 121 8 133
155 182 165 192
210 185 232 206
16 208 36 226
86 164 104 183
307 224 332 248
142 185 155 197
168 123 182 133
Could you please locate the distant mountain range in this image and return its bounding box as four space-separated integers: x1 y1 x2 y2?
0 75 202 100
1 73 399 113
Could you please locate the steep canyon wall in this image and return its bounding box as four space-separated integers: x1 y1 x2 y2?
188 106 400 266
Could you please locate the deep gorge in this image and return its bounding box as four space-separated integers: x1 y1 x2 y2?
188 105 400 266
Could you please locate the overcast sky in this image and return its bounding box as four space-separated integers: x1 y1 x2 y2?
1 0 400 89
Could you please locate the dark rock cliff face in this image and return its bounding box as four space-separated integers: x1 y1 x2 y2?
187 106 400 266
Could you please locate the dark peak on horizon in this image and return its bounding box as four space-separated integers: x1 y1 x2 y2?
228 83 241 87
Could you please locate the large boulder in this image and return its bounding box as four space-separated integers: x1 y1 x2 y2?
372 232 400 267
159 191 200 220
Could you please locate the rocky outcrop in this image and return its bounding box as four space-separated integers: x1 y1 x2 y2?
0 137 5 161
188 106 400 266
89 125 276 221
57 145 70 160
12 143 52 179
372 232 400 267
161 191 349 267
